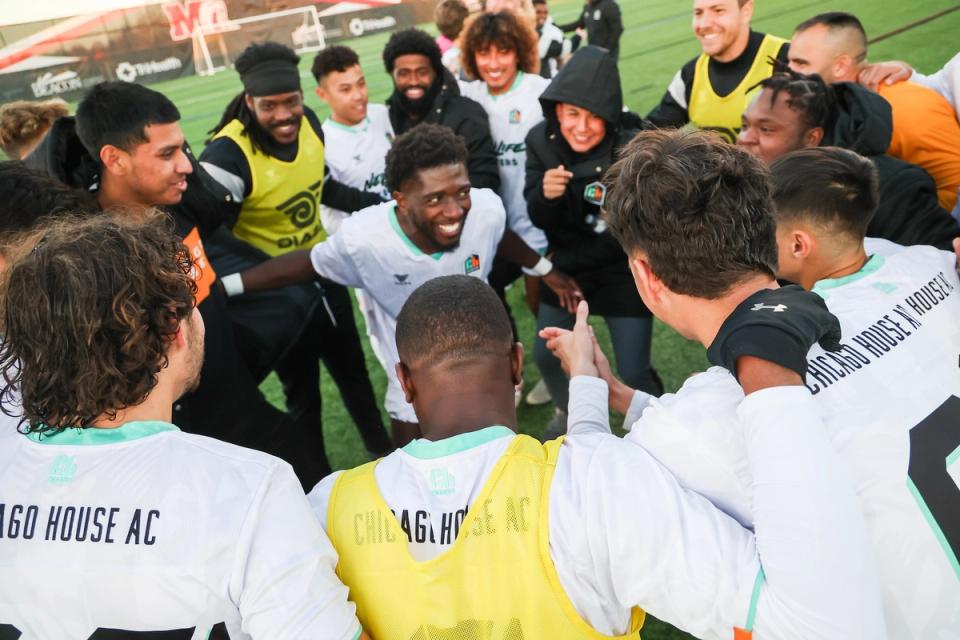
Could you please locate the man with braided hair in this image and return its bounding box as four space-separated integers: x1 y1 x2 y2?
0 212 365 639
221 123 580 446
737 70 959 250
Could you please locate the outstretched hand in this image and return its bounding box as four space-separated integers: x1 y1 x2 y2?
540 300 598 378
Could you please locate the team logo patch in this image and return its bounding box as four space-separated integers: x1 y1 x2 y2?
464 254 481 274
584 181 606 206
509 109 522 124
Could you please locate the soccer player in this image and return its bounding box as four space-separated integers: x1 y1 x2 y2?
556 0 623 61
24 81 328 488
533 0 570 78
311 45 394 235
555 137 959 637
788 12 960 211
382 28 501 190
526 46 661 437
737 70 959 249
0 213 364 639
203 42 393 466
220 124 580 446
308 273 883 638
646 0 788 142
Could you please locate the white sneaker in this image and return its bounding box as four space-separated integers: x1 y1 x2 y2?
525 379 552 405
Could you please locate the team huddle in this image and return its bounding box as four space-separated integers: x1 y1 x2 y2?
0 0 958 638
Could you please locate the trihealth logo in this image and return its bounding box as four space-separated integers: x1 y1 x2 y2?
348 15 397 37
115 57 183 83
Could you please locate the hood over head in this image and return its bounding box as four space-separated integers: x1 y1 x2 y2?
821 81 893 157
540 46 623 131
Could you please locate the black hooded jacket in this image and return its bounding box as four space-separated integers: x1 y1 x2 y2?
524 46 648 317
825 83 959 250
387 68 500 191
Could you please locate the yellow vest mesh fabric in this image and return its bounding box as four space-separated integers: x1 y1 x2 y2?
327 435 644 639
212 118 327 256
688 34 789 143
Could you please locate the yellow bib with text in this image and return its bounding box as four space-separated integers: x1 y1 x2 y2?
688 34 788 143
213 118 326 256
327 434 645 639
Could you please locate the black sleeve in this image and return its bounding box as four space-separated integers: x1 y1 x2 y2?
177 144 240 237
870 161 960 250
199 137 253 199
544 39 563 59
320 166 385 212
602 1 624 47
454 99 501 191
524 129 565 238
557 8 586 32
645 58 697 127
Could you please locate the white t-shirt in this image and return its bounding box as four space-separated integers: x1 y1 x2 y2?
625 243 960 639
320 104 394 235
459 72 550 252
911 52 960 111
0 421 360 640
310 378 884 639
309 188 507 421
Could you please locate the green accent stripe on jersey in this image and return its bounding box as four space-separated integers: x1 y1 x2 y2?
325 115 370 133
947 444 960 468
25 420 180 446
489 70 525 101
402 426 514 459
743 567 765 631
906 477 960 579
389 206 443 261
813 255 885 299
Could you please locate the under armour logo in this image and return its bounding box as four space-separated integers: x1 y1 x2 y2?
394 274 411 285
751 303 787 312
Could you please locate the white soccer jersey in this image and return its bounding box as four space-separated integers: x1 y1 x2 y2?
625 244 960 639
309 188 507 421
310 378 883 639
0 422 360 640
459 73 550 251
320 103 394 235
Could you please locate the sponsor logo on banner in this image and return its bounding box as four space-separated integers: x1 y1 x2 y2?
162 0 232 41
348 15 397 37
30 70 83 98
115 57 184 82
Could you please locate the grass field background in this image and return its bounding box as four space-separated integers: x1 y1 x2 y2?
120 1 957 637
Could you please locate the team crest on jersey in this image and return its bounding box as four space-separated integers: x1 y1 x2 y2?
509 109 522 124
584 181 606 206
464 254 481 274
394 274 412 285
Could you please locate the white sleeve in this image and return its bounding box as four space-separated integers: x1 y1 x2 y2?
307 470 345 529
667 69 688 109
309 227 365 289
230 464 361 640
910 52 960 107
740 387 886 640
200 161 246 202
621 389 653 431
565 376 614 435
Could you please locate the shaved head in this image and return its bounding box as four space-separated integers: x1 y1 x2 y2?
790 12 868 83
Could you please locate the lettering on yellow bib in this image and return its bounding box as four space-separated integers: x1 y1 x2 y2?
326 435 644 640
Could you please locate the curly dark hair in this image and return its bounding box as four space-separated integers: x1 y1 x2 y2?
311 45 360 84
382 28 443 75
385 123 468 192
208 42 301 153
461 11 540 80
0 98 69 159
0 211 197 434
603 129 778 299
0 161 97 246
749 67 837 134
435 0 470 40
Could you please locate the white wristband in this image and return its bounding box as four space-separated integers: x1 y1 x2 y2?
531 256 553 276
221 273 244 297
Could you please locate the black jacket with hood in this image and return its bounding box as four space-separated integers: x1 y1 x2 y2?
387 68 500 191
825 82 959 250
524 46 649 317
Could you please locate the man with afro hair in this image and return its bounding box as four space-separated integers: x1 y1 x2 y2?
382 28 501 191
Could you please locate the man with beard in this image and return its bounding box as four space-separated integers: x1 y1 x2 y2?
219 124 581 447
0 213 365 639
382 28 500 191
202 42 393 466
